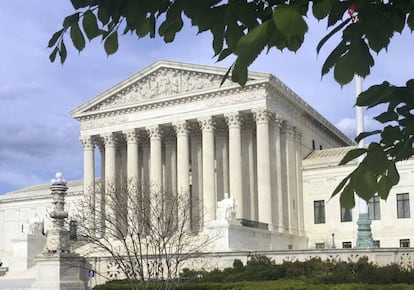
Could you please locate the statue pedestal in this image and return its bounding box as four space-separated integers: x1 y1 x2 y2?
31 253 88 290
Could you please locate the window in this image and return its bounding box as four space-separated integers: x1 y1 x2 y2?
314 200 326 224
315 242 325 249
319 145 323 150
374 240 381 248
312 140 316 150
341 208 352 222
368 196 381 220
397 193 410 218
400 239 410 248
342 241 352 249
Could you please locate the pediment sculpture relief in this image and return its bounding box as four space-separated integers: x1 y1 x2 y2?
93 68 234 111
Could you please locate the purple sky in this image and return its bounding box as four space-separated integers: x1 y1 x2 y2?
0 0 412 193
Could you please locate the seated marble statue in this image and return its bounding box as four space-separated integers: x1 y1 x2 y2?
216 193 236 222
29 216 44 235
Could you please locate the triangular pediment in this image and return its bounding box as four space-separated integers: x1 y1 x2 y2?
71 60 270 118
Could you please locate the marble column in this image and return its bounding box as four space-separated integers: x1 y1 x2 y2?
215 126 228 202
102 132 117 234
174 121 190 195
225 112 243 219
124 129 140 232
271 116 284 232
280 122 295 233
242 119 257 221
141 141 150 231
199 117 216 225
80 135 95 231
147 126 163 193
124 129 140 188
163 134 176 195
96 140 105 237
294 128 304 234
253 108 273 228
190 130 203 232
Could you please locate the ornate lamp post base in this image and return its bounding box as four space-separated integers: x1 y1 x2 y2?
356 213 374 248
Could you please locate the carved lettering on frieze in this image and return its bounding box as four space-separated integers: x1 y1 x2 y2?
205 90 261 107
80 115 129 130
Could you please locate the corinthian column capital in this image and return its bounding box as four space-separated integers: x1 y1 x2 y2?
198 117 215 132
173 120 189 136
101 132 117 147
253 108 271 124
225 112 242 128
80 135 94 150
146 125 162 139
123 129 139 144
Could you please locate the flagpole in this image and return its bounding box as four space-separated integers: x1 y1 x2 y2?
354 74 374 248
348 4 374 248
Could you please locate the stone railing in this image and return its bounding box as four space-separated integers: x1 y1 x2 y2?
85 247 414 288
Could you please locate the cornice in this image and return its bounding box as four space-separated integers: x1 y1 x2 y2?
265 77 352 146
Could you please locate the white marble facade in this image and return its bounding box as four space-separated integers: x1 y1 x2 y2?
0 60 361 271
72 60 350 239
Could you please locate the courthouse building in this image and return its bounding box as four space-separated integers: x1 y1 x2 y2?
1 60 414 273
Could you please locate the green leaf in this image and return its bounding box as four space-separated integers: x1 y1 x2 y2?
352 163 377 201
321 40 347 76
136 17 152 38
312 0 331 20
331 174 351 198
333 53 354 85
355 130 381 143
377 174 393 200
104 32 118 55
273 5 308 39
83 10 100 40
407 13 414 31
98 7 110 25
339 183 355 210
217 48 232 62
339 148 366 165
387 161 400 186
49 46 59 63
231 62 248 86
59 41 67 64
220 62 234 86
63 13 80 29
48 29 64 48
70 23 85 51
70 0 89 9
375 111 398 123
357 82 390 107
317 19 350 55
366 143 388 175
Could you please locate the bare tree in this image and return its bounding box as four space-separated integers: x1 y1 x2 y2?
71 178 210 290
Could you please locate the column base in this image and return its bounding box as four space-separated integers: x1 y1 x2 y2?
356 213 374 248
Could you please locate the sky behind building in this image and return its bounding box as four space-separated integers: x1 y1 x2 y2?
0 0 412 194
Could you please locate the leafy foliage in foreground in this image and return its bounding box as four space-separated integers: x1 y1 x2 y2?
51 0 414 208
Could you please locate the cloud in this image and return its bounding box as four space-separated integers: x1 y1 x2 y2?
335 115 382 141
